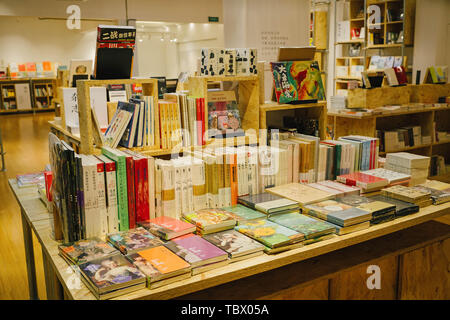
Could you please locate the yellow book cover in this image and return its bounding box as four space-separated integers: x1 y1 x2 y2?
267 183 334 206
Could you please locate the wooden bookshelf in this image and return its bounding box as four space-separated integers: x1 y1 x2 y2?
32 78 56 109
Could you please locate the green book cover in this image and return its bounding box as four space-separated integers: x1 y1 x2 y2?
335 144 341 177
268 212 335 239
222 204 266 224
102 146 129 231
234 219 304 248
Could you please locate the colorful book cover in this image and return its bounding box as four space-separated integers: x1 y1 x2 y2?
303 200 371 227
135 246 191 274
336 194 372 207
107 227 163 255
203 229 265 258
271 61 325 104
139 216 196 240
126 252 164 282
207 91 244 139
268 212 335 239
356 201 396 217
163 241 204 266
221 204 266 224
59 238 119 264
172 234 228 261
337 172 388 189
182 208 236 230
235 219 304 248
79 254 145 291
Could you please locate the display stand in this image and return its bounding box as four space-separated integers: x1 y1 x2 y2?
8 178 450 300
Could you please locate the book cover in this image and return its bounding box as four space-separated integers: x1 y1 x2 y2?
207 91 244 139
238 192 299 212
356 201 396 218
337 172 388 190
202 229 265 258
107 227 163 255
235 219 304 248
266 183 334 206
182 208 236 231
139 216 196 240
129 246 191 275
268 212 335 239
59 238 119 265
79 254 145 292
221 204 266 224
368 194 419 217
271 61 325 104
303 200 371 227
172 234 228 262
163 241 204 267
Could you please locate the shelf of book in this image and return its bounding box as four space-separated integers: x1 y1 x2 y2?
9 177 450 300
188 75 260 145
259 101 327 140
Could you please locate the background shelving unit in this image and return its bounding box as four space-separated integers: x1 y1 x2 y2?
32 78 55 110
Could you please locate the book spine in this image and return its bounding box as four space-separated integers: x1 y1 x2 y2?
75 156 86 239
192 160 207 210
82 163 96 238
196 98 202 146
147 156 156 219
105 161 119 233
95 162 109 236
230 152 238 206
154 161 162 217
125 156 136 229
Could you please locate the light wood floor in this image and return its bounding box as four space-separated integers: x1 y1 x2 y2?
0 112 448 300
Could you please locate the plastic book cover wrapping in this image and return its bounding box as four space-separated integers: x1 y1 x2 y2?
107 227 164 255
59 238 119 264
203 229 265 258
268 212 335 239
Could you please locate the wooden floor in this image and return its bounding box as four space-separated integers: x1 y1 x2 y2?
0 112 448 300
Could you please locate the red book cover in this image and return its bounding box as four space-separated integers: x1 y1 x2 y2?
44 171 53 202
394 66 407 85
140 157 150 222
133 157 142 223
230 153 238 205
196 98 202 146
337 172 388 189
124 155 136 229
201 98 206 145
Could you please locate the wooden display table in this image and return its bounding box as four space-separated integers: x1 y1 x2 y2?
10 179 450 300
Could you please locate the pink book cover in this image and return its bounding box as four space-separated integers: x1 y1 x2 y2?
173 234 227 261
150 216 195 233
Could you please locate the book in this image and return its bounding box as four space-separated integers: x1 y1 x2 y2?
268 212 335 239
182 208 236 233
331 221 370 235
238 192 299 214
202 229 265 260
220 204 266 224
58 238 119 265
303 200 371 227
316 180 360 196
235 219 305 248
362 168 411 185
381 185 431 205
355 201 396 220
103 105 133 148
411 185 450 205
207 91 244 139
127 246 191 284
368 194 419 217
385 152 430 169
16 172 44 188
126 251 191 288
79 254 146 299
171 234 228 267
337 172 388 192
139 216 196 240
106 227 164 255
266 183 334 206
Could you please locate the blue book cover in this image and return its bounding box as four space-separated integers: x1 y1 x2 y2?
118 101 139 148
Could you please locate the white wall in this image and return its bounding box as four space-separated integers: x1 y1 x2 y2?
413 0 450 83
223 0 310 101
0 16 100 68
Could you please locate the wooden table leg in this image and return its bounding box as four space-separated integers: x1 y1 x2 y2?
41 248 64 300
21 211 38 300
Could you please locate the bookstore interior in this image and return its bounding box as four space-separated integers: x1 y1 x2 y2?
1 0 450 304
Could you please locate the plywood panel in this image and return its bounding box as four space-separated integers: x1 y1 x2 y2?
260 279 329 300
398 238 450 299
347 86 412 109
329 256 398 300
334 116 376 138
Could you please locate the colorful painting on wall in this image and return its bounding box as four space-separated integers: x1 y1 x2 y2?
271 61 325 104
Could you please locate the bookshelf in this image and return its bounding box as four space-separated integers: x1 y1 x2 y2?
333 0 416 95
32 78 55 109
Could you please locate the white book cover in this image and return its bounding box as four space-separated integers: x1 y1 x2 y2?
185 158 195 213
92 157 109 236
154 160 163 218
191 157 207 210
146 156 156 220
161 161 176 218
89 87 108 129
81 155 100 238
14 83 32 110
96 155 119 234
62 87 79 128
136 101 145 147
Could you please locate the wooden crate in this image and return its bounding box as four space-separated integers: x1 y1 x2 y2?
188 75 260 144
347 85 412 109
76 79 158 154
409 83 450 104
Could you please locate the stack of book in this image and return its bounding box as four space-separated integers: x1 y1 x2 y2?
337 194 396 224
164 234 229 275
307 180 360 197
268 212 336 243
58 238 119 265
237 192 300 215
203 230 265 262
385 152 430 186
377 126 422 153
182 208 236 235
381 185 432 208
106 227 164 255
235 218 305 254
219 204 266 224
412 184 450 205
138 216 196 240
362 168 411 186
337 171 389 193
127 245 192 289
368 195 419 217
266 183 335 207
303 199 371 235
